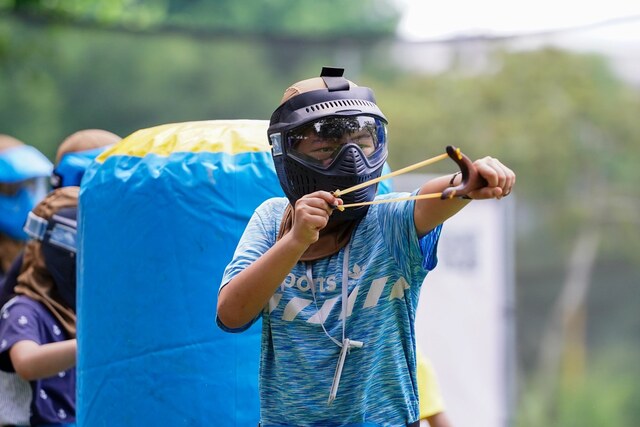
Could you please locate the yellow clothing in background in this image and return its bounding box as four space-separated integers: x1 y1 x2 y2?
417 348 446 418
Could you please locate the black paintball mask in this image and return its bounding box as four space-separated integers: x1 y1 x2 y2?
268 67 388 221
23 207 78 310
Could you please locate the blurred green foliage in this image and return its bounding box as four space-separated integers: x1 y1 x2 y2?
1 7 639 425
373 49 640 264
2 0 400 38
518 345 640 426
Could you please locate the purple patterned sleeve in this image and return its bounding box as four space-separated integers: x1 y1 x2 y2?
0 298 44 357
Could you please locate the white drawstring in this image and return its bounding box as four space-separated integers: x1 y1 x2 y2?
307 262 342 348
305 243 364 404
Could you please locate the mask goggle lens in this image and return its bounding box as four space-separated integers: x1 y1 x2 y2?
287 116 386 167
23 211 77 253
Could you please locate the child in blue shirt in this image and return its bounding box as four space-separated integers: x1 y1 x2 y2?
217 67 515 426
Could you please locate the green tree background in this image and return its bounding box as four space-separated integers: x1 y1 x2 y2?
2 1 639 425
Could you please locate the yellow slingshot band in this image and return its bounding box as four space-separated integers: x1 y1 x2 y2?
336 192 444 211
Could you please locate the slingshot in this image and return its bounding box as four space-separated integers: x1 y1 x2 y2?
333 145 481 211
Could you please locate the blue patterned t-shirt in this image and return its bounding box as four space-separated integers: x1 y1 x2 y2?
219 193 441 427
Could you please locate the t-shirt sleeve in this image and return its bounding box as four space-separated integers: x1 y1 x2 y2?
419 223 442 272
376 191 442 279
0 299 42 370
216 200 280 333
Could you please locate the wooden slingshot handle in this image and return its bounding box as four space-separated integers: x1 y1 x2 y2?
440 145 485 199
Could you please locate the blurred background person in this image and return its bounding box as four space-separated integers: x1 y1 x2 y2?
50 129 121 190
0 130 118 426
0 187 79 427
417 348 453 427
0 135 52 282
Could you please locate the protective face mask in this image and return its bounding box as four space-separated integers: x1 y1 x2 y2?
24 208 78 310
41 242 77 310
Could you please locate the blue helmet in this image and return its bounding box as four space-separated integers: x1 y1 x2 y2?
51 129 121 189
267 67 388 221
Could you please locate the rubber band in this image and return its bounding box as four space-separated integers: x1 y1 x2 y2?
336 192 444 211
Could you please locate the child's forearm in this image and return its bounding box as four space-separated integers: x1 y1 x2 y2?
217 232 309 329
414 174 470 237
10 339 77 381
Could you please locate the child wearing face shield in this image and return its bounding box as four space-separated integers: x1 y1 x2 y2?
0 129 117 427
0 187 79 427
217 67 516 426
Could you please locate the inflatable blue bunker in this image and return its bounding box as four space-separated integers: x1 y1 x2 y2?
77 120 283 426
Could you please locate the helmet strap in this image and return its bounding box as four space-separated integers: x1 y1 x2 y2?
320 67 350 92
